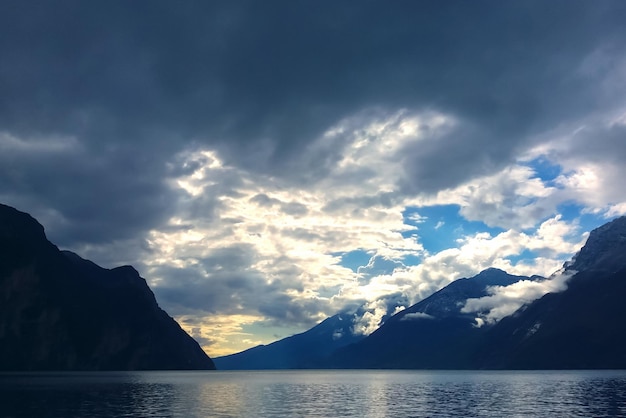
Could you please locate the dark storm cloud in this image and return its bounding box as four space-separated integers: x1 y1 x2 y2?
152 245 273 315
0 137 176 246
564 123 626 165
151 243 329 327
156 265 330 328
257 294 330 328
1 0 625 248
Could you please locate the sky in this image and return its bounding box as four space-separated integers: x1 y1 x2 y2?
1 1 626 356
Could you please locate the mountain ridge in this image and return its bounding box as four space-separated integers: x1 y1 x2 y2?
327 268 536 369
217 268 537 369
0 203 215 371
217 216 626 370
214 312 363 369
328 215 626 369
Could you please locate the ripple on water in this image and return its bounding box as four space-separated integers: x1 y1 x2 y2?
1 370 626 417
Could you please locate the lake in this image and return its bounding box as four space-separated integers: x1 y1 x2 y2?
1 370 625 417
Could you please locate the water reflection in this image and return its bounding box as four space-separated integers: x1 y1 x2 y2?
1 370 625 417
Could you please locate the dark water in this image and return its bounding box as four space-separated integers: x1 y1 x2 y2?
1 370 626 417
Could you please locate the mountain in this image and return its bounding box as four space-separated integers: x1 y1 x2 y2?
475 216 626 369
214 312 364 369
327 269 534 368
327 216 626 369
0 203 215 371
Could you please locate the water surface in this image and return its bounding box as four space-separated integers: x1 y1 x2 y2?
1 370 625 417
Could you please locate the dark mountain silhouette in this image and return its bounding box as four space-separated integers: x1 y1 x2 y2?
214 312 364 369
327 269 534 368
475 216 626 369
0 203 215 371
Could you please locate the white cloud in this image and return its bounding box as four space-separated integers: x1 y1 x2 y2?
401 312 435 321
357 255 405 283
407 212 427 223
351 298 405 336
606 202 626 217
418 164 560 231
522 113 626 216
456 165 556 229
461 269 576 326
325 108 456 195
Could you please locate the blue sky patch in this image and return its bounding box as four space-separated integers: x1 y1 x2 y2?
557 202 609 237
506 248 539 265
337 249 373 272
557 202 588 222
523 157 562 187
403 205 505 254
402 254 422 266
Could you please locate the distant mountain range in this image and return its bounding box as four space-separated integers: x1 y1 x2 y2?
327 268 537 369
0 203 215 371
214 312 363 369
218 216 626 370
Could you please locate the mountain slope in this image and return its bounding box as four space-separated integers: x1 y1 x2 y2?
477 216 626 369
327 269 533 368
0 203 215 371
214 312 363 369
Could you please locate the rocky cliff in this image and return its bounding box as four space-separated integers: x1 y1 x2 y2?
0 203 215 370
